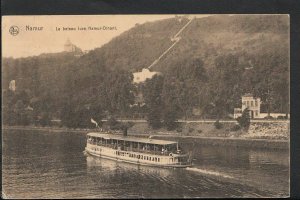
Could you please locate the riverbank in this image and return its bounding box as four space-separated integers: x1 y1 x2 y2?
151 135 289 150
3 125 289 150
2 125 88 133
128 120 290 140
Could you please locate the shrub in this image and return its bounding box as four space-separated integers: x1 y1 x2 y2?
264 115 274 119
188 127 194 133
230 124 241 131
176 128 183 133
214 120 223 129
277 115 287 119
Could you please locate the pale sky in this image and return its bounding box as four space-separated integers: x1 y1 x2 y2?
2 15 210 58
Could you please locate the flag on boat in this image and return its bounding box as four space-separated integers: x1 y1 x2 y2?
91 118 98 127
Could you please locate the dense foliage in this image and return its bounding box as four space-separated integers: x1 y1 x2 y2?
2 15 289 128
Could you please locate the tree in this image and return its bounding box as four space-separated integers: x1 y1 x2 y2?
208 54 244 119
147 109 162 129
143 75 164 129
237 108 250 130
162 106 178 130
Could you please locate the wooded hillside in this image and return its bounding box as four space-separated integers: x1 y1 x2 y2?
2 15 289 128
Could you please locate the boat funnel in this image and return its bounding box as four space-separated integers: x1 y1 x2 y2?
123 127 128 136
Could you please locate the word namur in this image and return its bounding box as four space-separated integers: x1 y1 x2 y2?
26 25 43 31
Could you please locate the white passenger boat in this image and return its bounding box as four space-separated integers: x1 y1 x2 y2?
84 132 192 168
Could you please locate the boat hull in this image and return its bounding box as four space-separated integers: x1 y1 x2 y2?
84 144 192 168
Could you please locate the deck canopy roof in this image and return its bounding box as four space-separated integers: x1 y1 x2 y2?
87 132 177 145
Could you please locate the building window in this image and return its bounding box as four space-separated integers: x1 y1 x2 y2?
251 101 253 107
255 101 258 107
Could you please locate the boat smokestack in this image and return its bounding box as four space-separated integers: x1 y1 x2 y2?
123 127 128 136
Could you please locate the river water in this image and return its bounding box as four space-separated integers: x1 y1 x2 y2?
2 129 289 198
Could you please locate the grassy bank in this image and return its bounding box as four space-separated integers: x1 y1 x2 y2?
128 121 290 140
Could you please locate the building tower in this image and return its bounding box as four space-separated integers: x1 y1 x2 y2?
64 38 76 52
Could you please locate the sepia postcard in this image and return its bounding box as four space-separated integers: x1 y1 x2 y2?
2 14 290 198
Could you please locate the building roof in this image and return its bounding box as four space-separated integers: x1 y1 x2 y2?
242 93 253 97
87 132 177 145
133 68 161 83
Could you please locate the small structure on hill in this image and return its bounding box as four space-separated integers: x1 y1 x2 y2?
64 39 82 54
133 68 161 84
9 80 16 92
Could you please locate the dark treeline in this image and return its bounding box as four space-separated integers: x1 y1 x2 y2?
2 15 289 129
2 52 135 128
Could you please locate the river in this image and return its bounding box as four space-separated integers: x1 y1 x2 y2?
2 129 289 198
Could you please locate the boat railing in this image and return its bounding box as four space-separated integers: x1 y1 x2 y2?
87 141 186 156
88 141 179 156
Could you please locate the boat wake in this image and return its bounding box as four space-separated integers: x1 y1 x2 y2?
186 167 234 179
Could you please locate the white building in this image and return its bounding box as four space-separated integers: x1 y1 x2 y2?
9 80 16 92
234 93 289 119
133 68 161 84
234 93 261 119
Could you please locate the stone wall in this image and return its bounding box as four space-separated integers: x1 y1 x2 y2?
241 121 290 140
